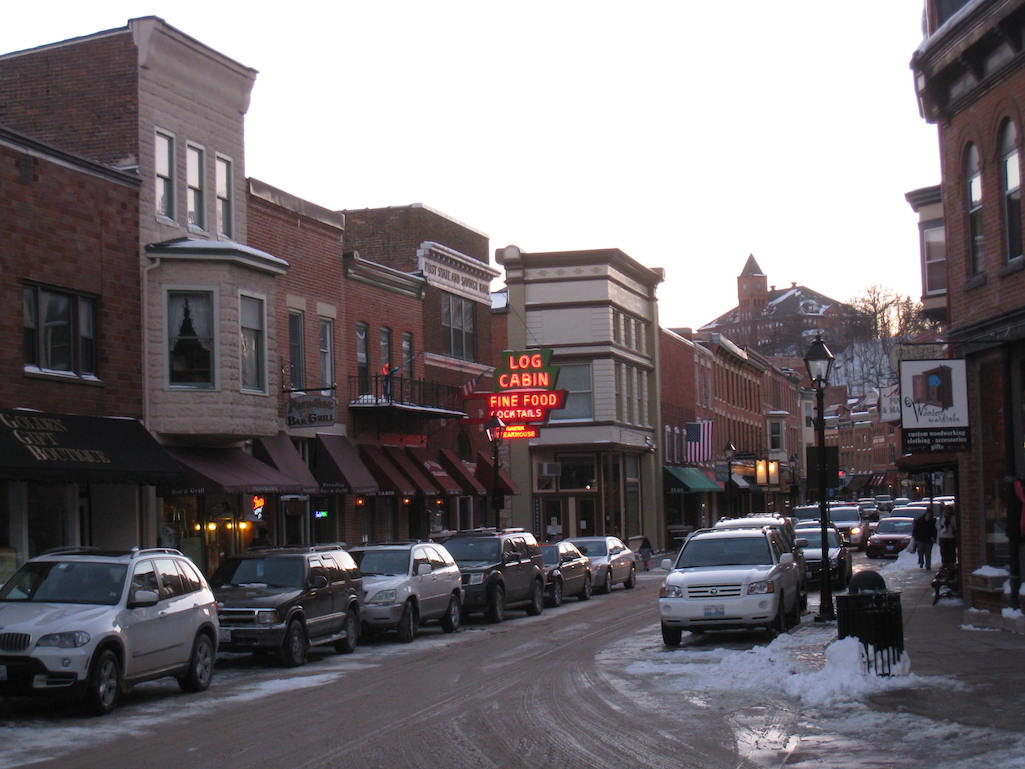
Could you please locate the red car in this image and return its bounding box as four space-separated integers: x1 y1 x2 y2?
865 516 915 558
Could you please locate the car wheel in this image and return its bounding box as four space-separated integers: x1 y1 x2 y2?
661 623 683 647
280 619 308 667
486 584 505 623
767 598 786 637
397 600 418 644
548 578 564 608
600 569 613 594
526 579 544 616
334 608 359 654
177 633 215 693
624 566 637 590
578 573 593 601
440 594 461 633
82 648 121 715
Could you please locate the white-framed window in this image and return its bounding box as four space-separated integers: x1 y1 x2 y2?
923 223 947 295
402 332 415 378
966 143 984 275
1002 121 1022 263
216 155 233 238
288 311 304 389
319 318 334 388
168 290 214 387
769 420 784 451
187 144 205 229
22 283 97 376
550 362 593 421
356 322 370 394
441 293 476 361
240 294 266 392
155 130 174 220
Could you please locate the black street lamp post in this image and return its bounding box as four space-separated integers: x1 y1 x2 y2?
804 334 836 622
724 442 736 517
485 415 506 529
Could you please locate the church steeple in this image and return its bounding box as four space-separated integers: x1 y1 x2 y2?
737 253 768 319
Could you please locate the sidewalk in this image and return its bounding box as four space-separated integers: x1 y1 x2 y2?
864 563 1025 732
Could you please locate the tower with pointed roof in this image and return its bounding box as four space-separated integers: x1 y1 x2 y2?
737 254 768 320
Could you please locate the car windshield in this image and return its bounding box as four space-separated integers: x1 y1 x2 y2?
0 561 127 605
795 529 840 549
676 537 772 568
443 538 501 563
829 507 860 523
541 545 560 565
794 507 820 522
352 549 410 576
571 540 607 556
212 557 305 589
876 518 914 534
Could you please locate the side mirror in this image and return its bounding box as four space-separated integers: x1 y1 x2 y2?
660 558 673 571
416 562 432 576
129 589 159 608
779 553 795 566
309 575 329 589
794 538 808 549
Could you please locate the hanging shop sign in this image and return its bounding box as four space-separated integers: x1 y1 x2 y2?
899 359 969 453
287 393 336 428
486 349 564 431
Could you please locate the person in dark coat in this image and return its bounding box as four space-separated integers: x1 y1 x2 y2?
912 508 938 569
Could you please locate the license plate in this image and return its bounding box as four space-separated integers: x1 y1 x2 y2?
886 544 895 551
704 605 725 617
0 665 6 681
218 628 231 643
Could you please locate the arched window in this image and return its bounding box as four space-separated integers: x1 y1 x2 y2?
966 144 984 275
1001 122 1022 263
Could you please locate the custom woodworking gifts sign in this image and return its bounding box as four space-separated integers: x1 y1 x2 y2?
899 359 969 453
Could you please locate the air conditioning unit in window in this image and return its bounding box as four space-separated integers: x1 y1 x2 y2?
538 462 562 477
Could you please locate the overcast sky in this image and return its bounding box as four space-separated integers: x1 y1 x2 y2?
1 1 941 331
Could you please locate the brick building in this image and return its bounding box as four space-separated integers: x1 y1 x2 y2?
912 0 1025 605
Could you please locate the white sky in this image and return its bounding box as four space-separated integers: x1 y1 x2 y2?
0 1 941 330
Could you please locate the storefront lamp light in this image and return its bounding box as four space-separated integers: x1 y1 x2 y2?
206 522 217 532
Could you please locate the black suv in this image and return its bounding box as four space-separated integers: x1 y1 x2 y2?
211 545 362 666
441 528 545 623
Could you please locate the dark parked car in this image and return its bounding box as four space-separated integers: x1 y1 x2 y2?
211 545 362 666
442 529 545 623
865 516 915 558
794 524 852 590
540 541 593 606
566 536 636 593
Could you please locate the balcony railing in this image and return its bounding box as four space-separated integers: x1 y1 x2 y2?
347 374 464 413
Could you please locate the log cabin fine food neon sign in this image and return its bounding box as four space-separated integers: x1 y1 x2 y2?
488 350 564 437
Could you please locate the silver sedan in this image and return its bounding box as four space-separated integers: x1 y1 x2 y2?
566 536 636 594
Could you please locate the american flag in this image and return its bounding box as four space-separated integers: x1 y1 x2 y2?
685 421 713 463
461 371 486 399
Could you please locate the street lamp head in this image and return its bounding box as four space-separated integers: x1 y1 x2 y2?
803 334 835 386
723 442 736 460
485 415 506 445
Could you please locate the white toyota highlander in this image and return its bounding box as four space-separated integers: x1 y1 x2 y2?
658 527 802 645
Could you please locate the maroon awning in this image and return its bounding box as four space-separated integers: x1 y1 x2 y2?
384 445 437 496
163 447 311 495
360 445 414 496
253 432 319 492
474 450 519 494
438 449 487 495
406 447 462 495
311 434 379 494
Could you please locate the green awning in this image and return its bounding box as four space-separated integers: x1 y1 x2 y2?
664 466 721 493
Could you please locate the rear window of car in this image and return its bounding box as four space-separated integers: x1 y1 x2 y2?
796 529 840 549
830 507 860 522
444 538 501 563
571 540 607 556
876 518 914 534
676 536 772 568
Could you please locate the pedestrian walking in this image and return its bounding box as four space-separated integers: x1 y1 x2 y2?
937 502 958 566
639 537 653 571
912 507 937 569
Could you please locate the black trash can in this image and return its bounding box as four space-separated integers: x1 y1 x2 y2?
835 590 904 676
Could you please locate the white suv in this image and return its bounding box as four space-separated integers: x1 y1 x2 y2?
658 527 802 645
349 542 463 642
0 547 218 714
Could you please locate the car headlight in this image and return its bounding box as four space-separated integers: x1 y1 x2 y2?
37 631 90 648
368 589 398 605
659 583 684 598
467 573 485 585
256 610 278 624
747 579 776 595
850 526 862 536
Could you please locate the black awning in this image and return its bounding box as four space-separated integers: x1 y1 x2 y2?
0 409 182 484
162 447 313 496
311 434 379 494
